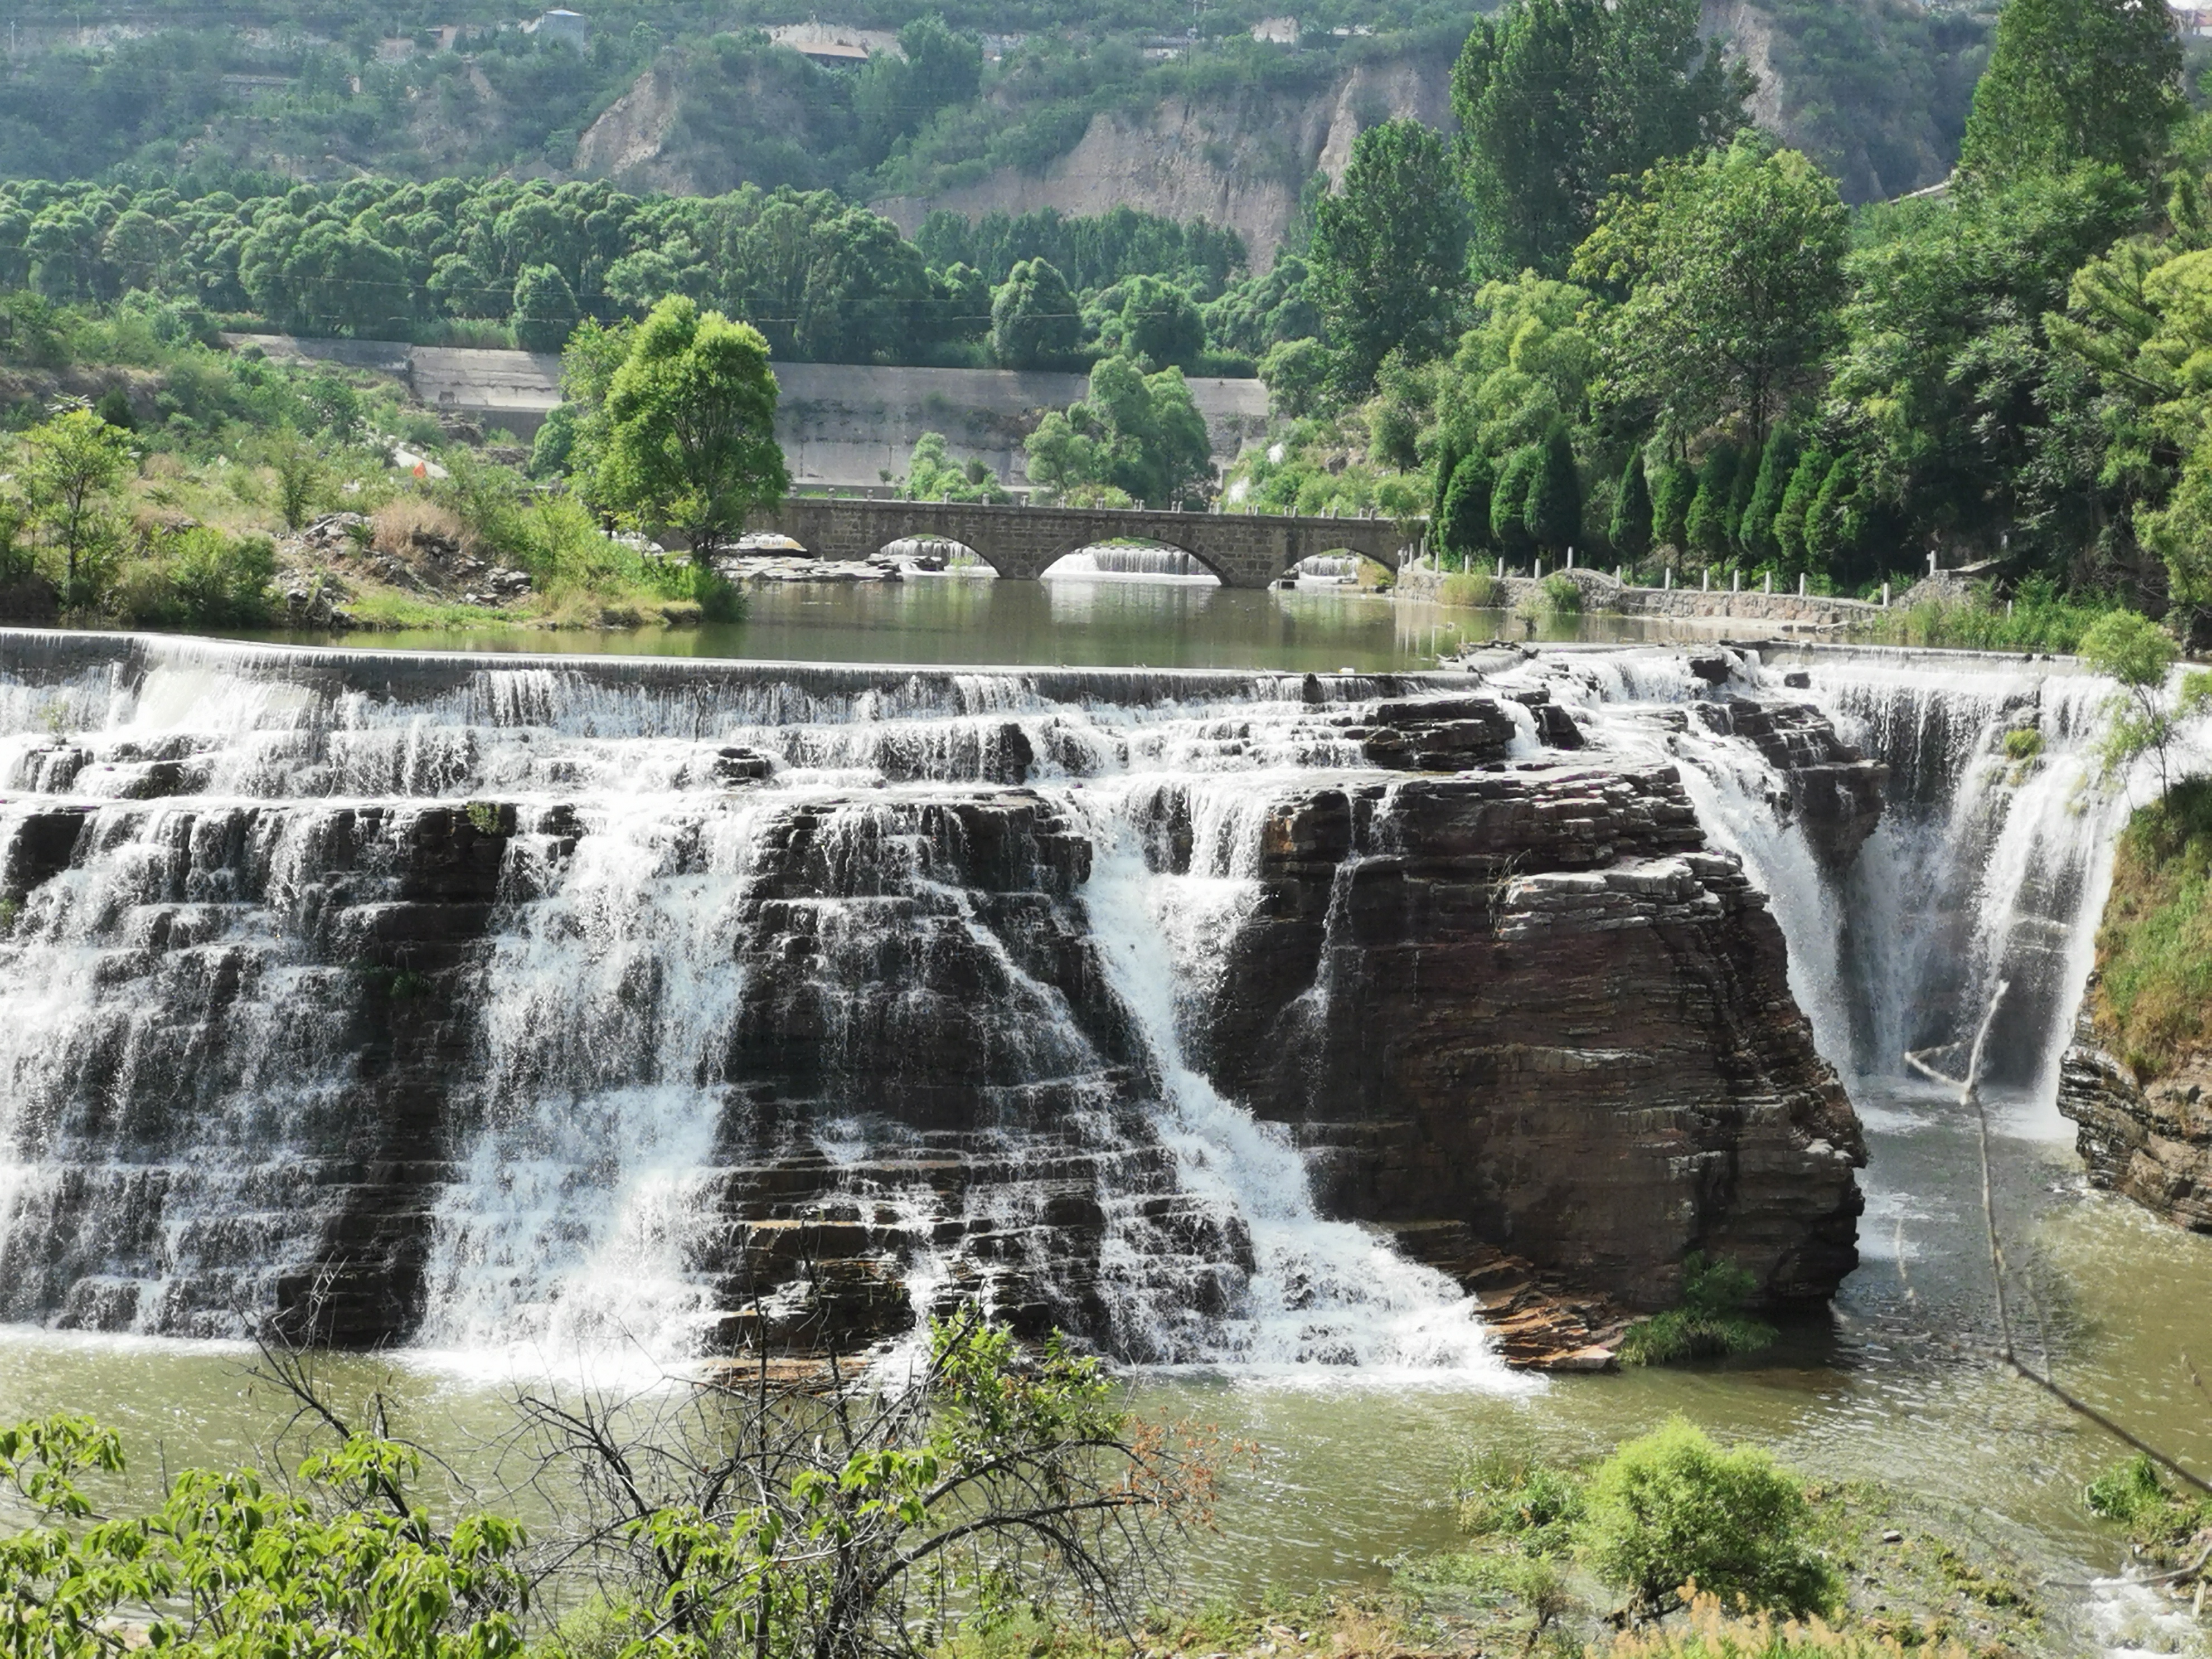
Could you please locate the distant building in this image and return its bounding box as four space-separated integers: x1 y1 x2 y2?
526 9 588 48
1251 15 1299 44
768 21 900 67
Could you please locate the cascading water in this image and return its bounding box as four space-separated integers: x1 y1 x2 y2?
0 627 2127 1382
1526 645 2130 1109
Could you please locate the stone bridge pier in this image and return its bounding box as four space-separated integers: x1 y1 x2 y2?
743 498 1412 589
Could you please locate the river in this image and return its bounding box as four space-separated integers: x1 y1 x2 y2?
0 578 2200 1648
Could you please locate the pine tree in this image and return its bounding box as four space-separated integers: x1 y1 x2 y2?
1611 450 1655 563
1525 426 1583 556
1773 445 1831 569
1440 450 1498 565
1725 446 1759 551
1740 427 1800 564
1651 459 1695 552
1802 453 1860 574
1492 444 1544 564
1684 447 1738 560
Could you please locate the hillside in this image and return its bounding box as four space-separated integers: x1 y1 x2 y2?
0 0 1987 222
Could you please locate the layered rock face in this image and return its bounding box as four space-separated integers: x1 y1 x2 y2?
1163 764 1865 1313
2058 1006 2212 1233
0 636 1871 1364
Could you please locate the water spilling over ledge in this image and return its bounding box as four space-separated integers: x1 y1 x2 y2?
0 630 2125 1380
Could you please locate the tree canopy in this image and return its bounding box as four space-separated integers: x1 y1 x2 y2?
1452 0 1752 280
1308 120 1469 395
1574 134 1849 451
591 295 788 556
1958 0 2182 185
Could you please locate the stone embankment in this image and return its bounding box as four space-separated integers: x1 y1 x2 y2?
1402 564 1889 631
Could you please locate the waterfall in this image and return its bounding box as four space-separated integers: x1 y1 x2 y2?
0 627 2133 1371
1532 646 2129 1112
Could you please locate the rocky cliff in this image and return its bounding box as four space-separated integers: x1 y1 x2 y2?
2059 1003 2212 1234
0 641 1871 1366
870 52 1454 271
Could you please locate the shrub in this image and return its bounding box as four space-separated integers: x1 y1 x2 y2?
1453 1444 1584 1554
1578 1419 1838 1618
1539 571 1584 614
2002 726 2044 763
1618 1252 1778 1366
108 529 274 629
1440 570 1499 608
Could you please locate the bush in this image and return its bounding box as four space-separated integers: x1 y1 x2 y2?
1440 570 1500 608
1539 571 1584 614
2085 1454 2212 1557
1578 1419 1838 1618
108 528 275 628
1453 1444 1584 1555
1618 1253 1778 1366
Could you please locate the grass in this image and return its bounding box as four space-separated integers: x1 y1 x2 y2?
1616 1253 1778 1367
1440 570 1500 608
1602 1594 1973 1658
1850 575 2118 653
2091 776 2212 1080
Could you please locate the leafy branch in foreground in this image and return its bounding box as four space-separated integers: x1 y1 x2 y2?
519 1308 1224 1658
0 1310 1218 1659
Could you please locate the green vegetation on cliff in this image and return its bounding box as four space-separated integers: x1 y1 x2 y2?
2093 777 2212 1081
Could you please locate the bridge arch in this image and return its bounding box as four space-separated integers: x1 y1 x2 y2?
1036 534 1229 585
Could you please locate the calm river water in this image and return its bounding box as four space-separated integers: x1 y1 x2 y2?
247 571 1730 670
3 575 2198 1627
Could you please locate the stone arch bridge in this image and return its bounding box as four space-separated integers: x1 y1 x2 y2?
743 498 1413 590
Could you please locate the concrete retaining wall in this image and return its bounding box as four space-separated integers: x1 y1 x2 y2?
1399 563 1886 629
224 334 1269 490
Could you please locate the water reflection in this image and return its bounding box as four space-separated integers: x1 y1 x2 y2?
235 576 1741 672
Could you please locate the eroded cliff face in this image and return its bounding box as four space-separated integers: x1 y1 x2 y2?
2059 1006 2212 1233
1158 763 1865 1314
869 54 1456 270
0 640 1870 1367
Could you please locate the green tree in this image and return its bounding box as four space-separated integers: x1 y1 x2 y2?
1453 0 1750 280
1651 457 1695 553
1437 273 1596 459
1308 120 1468 395
1491 443 1543 562
1526 425 1583 556
1958 0 2182 185
1774 444 1831 569
1740 425 1801 564
1578 1419 1839 1618
1684 447 1738 560
1117 273 1206 370
1024 356 1212 507
22 408 132 607
991 258 1088 370
1257 337 1330 421
1611 450 1655 562
511 263 580 354
2078 609 2206 795
1440 450 1498 564
265 427 326 531
1801 452 1863 575
1574 135 1848 452
592 295 788 557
